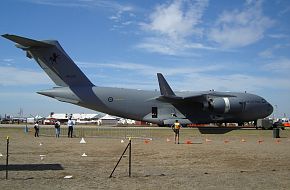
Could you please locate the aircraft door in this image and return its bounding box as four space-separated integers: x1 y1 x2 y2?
152 107 158 118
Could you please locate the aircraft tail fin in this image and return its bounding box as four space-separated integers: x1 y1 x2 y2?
2 34 54 48
2 34 93 87
157 73 176 96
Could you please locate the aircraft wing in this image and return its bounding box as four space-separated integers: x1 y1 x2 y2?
156 73 236 104
183 92 236 100
156 93 236 103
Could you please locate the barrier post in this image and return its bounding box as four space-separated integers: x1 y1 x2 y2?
6 136 9 180
24 124 28 133
129 139 131 177
109 139 132 178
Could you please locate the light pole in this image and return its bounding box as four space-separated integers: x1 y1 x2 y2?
274 105 278 121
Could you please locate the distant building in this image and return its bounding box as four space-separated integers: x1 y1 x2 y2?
118 118 136 125
45 113 103 124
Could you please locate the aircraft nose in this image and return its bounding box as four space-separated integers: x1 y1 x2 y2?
267 103 274 116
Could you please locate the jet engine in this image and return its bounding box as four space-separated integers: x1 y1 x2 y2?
207 97 244 114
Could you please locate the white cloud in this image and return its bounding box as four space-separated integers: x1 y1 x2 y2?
180 73 289 92
27 0 134 12
27 0 136 32
209 0 274 48
0 92 43 100
259 44 290 59
2 58 14 62
142 0 207 39
136 37 182 56
78 60 289 92
0 66 51 86
1 58 15 66
259 49 274 58
268 34 289 39
279 6 290 16
77 61 221 76
136 37 216 56
137 0 209 55
263 58 290 73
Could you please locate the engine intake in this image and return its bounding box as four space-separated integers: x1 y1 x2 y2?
207 97 244 114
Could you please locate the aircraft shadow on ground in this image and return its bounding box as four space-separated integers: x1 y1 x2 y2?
0 164 64 171
197 127 243 134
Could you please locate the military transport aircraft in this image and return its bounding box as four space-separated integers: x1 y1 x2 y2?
2 34 273 126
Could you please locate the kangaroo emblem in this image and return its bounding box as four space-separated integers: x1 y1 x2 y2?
49 53 59 64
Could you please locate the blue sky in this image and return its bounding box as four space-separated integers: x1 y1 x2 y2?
0 0 290 118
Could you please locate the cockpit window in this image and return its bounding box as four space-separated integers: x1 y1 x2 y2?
262 99 266 103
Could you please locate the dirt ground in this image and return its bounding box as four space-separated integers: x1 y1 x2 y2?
0 126 289 190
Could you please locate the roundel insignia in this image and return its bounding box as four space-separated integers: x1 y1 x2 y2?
108 97 114 102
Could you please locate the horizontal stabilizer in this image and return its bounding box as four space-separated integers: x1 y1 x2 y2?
2 34 53 48
55 97 80 104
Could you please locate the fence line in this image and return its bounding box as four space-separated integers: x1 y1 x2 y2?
39 126 153 139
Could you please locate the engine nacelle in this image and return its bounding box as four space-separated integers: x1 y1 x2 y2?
208 97 244 114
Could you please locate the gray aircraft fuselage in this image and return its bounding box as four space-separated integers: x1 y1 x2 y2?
2 34 273 125
37 86 273 125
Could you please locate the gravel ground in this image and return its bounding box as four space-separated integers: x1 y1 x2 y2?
0 126 289 190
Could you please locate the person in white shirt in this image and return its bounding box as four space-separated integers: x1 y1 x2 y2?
67 117 74 138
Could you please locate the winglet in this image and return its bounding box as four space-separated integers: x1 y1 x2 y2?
2 34 53 48
157 73 175 96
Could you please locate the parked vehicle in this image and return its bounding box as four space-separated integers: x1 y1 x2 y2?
256 118 274 130
43 118 57 125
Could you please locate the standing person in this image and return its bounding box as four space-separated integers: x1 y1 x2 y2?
67 117 74 138
172 120 181 144
54 120 61 138
34 121 40 137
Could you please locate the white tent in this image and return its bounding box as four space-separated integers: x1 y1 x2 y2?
98 114 118 125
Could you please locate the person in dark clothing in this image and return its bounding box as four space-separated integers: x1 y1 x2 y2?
55 120 61 138
171 120 181 144
34 121 40 137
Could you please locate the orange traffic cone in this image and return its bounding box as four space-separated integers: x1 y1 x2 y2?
185 140 192 144
144 140 150 144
